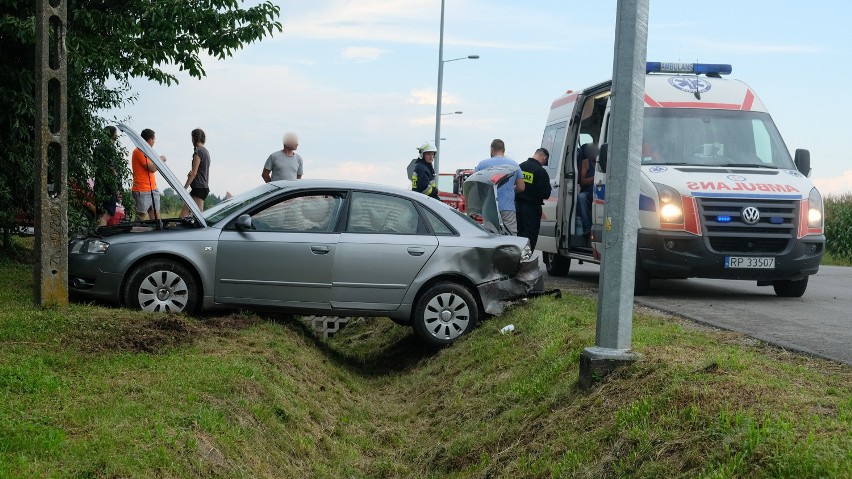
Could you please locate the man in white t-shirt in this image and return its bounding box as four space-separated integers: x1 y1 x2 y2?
262 132 304 182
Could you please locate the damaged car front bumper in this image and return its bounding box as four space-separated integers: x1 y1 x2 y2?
478 257 545 315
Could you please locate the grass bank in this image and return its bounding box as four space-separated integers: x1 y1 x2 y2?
1 242 850 477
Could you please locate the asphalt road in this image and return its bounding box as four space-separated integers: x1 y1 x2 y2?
542 258 852 366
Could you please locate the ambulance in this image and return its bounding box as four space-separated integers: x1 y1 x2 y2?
537 62 824 296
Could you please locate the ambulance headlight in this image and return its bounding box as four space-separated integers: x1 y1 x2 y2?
654 183 684 224
808 188 823 229
661 204 683 222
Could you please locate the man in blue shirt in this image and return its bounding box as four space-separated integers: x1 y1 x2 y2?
474 139 525 235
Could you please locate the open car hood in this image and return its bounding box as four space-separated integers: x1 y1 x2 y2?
117 124 206 227
462 166 517 235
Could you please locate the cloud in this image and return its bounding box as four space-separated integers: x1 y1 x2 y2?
282 0 575 51
114 61 437 196
813 170 852 197
407 88 461 106
341 47 387 62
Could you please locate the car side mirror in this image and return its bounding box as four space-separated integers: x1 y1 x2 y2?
794 149 811 177
235 214 253 230
598 143 608 173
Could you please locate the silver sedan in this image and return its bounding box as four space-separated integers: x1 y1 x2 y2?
68 126 543 346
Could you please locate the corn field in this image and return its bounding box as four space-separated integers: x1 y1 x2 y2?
824 193 852 262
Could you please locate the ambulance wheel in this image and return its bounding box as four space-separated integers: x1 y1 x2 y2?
772 277 808 297
543 252 570 277
634 260 651 296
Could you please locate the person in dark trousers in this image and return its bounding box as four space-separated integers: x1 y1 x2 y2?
411 141 439 199
577 143 599 242
515 148 551 249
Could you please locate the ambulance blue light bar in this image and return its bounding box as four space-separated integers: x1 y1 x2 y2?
717 215 732 223
646 62 732 76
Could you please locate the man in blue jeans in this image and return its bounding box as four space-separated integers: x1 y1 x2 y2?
577 143 599 242
475 139 525 235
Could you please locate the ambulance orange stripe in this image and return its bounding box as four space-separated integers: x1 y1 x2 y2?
550 92 579 109
644 94 662 107
741 90 755 111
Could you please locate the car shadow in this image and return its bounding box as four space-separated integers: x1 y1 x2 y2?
265 314 438 378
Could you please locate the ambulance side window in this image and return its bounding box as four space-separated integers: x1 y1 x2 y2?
541 122 567 180
752 119 773 164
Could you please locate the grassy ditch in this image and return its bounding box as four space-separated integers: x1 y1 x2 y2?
1 244 850 477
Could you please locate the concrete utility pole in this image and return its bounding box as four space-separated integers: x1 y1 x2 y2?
579 0 649 388
34 0 69 307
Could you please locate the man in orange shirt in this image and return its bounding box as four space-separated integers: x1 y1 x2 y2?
131 128 167 220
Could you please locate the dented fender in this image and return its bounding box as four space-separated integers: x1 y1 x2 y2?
477 257 544 315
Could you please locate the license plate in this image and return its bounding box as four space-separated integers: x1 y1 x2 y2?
725 256 775 269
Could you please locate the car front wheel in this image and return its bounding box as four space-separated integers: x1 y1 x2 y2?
412 282 479 346
123 259 199 313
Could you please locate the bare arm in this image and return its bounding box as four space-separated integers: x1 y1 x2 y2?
514 177 525 193
262 168 272 183
144 154 166 172
184 154 201 189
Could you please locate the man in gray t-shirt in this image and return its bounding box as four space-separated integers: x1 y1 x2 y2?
262 131 303 182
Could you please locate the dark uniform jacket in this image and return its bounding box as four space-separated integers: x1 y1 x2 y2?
516 158 551 206
411 158 439 199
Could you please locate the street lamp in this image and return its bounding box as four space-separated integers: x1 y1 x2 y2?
442 111 463 116
434 0 479 174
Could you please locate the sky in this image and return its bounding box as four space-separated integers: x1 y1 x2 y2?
110 0 852 198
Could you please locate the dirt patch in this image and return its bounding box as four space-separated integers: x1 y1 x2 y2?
68 311 265 354
195 428 227 470
99 316 202 353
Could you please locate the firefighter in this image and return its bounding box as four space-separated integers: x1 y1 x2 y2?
411 141 439 199
515 148 551 249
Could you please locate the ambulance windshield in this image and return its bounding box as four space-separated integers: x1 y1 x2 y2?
640 108 795 170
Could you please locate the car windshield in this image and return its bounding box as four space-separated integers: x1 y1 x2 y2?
640 108 795 169
203 183 278 225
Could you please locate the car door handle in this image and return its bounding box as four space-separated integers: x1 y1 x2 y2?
407 247 425 256
311 245 331 255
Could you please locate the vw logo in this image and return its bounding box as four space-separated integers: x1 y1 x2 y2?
741 206 761 225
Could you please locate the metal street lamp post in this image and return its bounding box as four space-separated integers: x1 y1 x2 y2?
434 0 478 174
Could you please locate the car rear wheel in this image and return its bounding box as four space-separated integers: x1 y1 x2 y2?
123 259 199 313
412 282 479 346
543 252 570 276
773 277 808 297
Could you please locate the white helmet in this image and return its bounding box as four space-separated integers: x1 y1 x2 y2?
417 141 437 159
